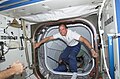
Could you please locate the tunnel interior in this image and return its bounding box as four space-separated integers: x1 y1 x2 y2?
36 23 95 77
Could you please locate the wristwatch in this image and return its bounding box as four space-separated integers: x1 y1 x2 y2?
90 48 94 51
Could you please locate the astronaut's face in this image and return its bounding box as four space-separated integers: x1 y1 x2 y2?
59 24 67 36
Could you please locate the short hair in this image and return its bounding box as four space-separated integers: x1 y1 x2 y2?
59 23 68 29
